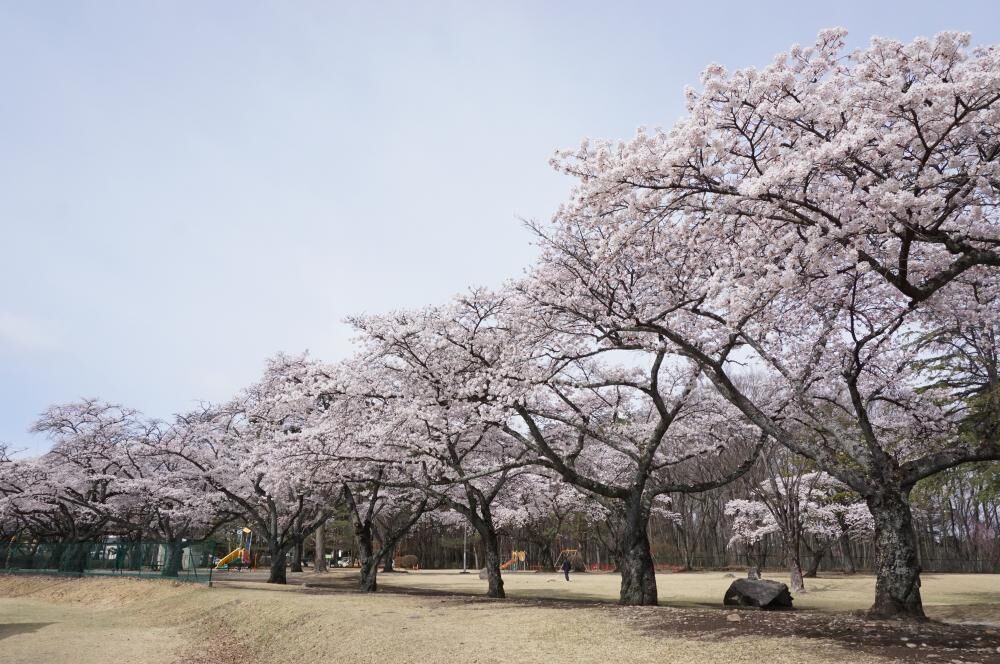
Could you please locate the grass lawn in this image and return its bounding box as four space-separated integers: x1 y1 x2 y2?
1 570 999 663
368 568 1000 620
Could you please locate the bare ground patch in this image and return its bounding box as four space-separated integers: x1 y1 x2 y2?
620 605 1000 664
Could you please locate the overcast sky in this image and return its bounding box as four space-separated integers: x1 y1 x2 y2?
2 0 998 455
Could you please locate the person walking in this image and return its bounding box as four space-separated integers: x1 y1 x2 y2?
561 557 571 582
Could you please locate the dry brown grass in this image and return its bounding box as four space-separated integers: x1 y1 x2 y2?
0 576 200 664
371 568 1000 621
2 571 999 663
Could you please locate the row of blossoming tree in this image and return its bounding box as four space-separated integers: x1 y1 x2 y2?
1 30 998 619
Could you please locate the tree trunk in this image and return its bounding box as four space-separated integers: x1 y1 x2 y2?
746 543 759 571
268 547 287 584
3 536 17 569
359 557 379 591
677 519 695 571
783 531 806 593
59 543 89 574
382 544 395 573
618 499 657 605
161 539 184 578
313 524 327 572
48 542 66 570
127 539 144 571
866 488 925 619
839 531 856 574
681 540 695 572
290 540 303 573
804 544 825 579
538 543 555 572
356 522 378 592
788 551 805 592
480 529 505 598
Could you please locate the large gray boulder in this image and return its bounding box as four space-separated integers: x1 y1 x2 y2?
723 579 794 610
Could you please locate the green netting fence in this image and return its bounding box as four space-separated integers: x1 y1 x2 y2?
0 538 216 585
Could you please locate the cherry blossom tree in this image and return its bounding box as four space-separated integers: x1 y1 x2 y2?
510 292 766 604
262 357 437 593
163 355 340 584
340 479 430 592
552 30 1000 306
3 401 236 576
18 400 152 571
326 343 535 599
502 472 606 572
124 426 238 577
538 30 1000 618
0 445 25 544
352 291 764 605
726 463 872 591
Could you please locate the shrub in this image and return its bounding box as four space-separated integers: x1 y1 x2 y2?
396 554 419 569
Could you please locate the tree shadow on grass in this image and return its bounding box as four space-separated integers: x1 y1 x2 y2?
0 623 56 641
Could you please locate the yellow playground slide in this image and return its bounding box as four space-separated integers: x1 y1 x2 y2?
215 547 245 569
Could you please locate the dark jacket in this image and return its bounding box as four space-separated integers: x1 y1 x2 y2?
561 559 571 572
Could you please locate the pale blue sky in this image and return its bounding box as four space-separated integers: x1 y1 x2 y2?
2 1 998 454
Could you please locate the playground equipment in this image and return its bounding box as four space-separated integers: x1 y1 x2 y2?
555 549 577 563
500 550 526 571
215 547 244 569
216 527 253 570
556 549 585 572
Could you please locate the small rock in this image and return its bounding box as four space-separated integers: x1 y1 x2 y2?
906 643 917 649
726 613 742 622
